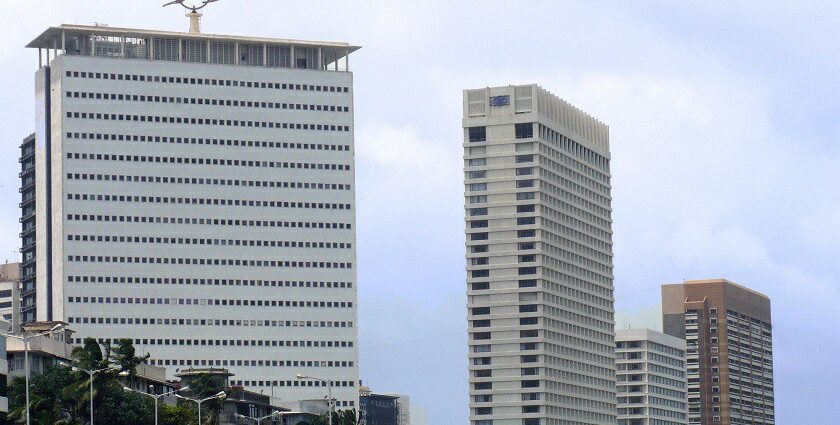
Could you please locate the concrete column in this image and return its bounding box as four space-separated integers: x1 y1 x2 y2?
290 45 296 68
234 42 239 65
263 44 267 66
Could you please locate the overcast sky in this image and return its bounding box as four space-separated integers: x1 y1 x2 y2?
2 1 839 423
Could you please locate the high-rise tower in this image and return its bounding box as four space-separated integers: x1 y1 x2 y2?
662 279 774 425
22 24 360 407
463 85 616 425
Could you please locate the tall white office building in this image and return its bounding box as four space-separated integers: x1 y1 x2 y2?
616 329 688 425
23 24 360 407
464 85 616 425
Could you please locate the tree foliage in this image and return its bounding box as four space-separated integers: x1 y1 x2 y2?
6 338 191 425
304 409 360 425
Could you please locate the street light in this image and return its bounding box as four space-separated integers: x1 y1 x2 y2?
176 391 226 425
58 362 121 425
234 411 284 424
123 385 190 425
296 374 334 425
0 323 65 425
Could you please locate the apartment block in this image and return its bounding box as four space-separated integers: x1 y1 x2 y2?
22 24 360 407
616 329 688 425
662 280 774 425
464 84 616 425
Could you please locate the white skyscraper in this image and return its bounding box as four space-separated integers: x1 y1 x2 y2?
23 24 360 407
463 85 616 425
615 329 688 425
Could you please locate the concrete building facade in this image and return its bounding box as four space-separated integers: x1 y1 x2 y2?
662 280 774 425
0 263 21 328
23 24 360 407
616 329 688 425
463 84 616 425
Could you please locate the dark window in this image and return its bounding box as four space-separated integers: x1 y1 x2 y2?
469 127 487 143
472 307 491 315
473 332 491 340
519 255 536 263
474 382 492 390
472 270 489 278
515 123 534 139
471 233 488 241
516 167 534 176
516 155 534 163
516 180 534 188
521 355 538 363
471 282 490 291
519 279 537 288
475 369 492 377
518 267 537 275
517 217 535 225
520 330 538 338
470 220 489 228
520 317 538 325
519 305 537 313
517 230 536 238
521 379 539 388
517 204 535 213
473 320 491 327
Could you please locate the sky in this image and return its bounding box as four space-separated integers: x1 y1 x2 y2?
1 1 839 423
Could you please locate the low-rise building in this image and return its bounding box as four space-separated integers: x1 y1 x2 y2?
0 263 21 330
5 321 74 379
359 384 409 425
616 329 688 425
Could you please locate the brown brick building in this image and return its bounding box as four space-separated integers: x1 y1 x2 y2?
662 279 774 425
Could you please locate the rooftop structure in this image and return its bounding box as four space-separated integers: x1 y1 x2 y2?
28 24 358 71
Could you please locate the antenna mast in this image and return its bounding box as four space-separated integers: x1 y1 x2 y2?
163 0 220 34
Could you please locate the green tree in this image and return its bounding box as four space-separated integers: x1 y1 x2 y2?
109 338 150 377
176 374 227 425
305 409 359 425
159 403 196 425
7 366 79 424
7 338 158 425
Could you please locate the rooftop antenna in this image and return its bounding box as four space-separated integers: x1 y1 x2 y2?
163 0 219 34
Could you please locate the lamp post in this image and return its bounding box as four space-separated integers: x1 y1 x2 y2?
176 391 226 425
59 362 122 425
0 323 65 425
123 385 190 425
234 411 284 424
296 374 334 425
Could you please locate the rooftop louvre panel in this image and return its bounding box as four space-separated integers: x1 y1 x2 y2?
27 24 360 72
